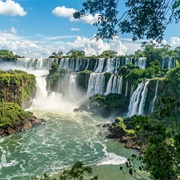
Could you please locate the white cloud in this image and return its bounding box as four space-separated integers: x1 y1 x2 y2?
52 6 99 25
0 0 27 16
79 14 99 25
71 28 80 31
52 6 76 17
170 37 180 46
66 36 127 56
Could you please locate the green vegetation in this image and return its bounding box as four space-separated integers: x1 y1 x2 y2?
46 62 61 91
115 116 134 134
67 50 85 58
80 94 129 116
74 1 180 41
0 70 36 107
158 65 180 100
76 70 92 91
31 161 98 180
99 50 117 58
0 101 31 127
49 51 63 58
0 49 23 59
117 60 162 85
120 98 180 180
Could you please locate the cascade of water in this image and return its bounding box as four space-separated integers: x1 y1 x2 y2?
125 81 129 97
125 57 132 65
134 57 146 69
168 57 173 69
130 85 134 96
112 75 118 93
94 73 105 95
66 74 80 102
85 59 90 70
16 58 56 70
138 80 150 115
117 76 123 94
128 82 145 117
104 75 114 95
95 58 105 72
150 81 159 113
87 73 105 96
105 58 112 72
59 58 65 68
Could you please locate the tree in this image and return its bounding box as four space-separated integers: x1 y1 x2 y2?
99 50 117 58
31 161 98 180
49 51 63 58
74 0 180 42
120 98 180 180
67 50 85 58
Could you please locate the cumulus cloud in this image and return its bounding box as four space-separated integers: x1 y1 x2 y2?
52 6 99 25
71 28 80 31
66 36 127 56
52 6 76 17
0 28 129 58
170 37 180 46
0 0 27 16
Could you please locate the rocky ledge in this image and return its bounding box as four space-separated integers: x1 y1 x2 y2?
0 116 44 137
102 122 144 151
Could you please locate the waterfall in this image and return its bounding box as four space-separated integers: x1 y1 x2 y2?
150 81 159 113
168 57 173 69
95 58 105 72
134 57 146 69
105 58 112 72
128 82 147 117
112 75 118 93
138 80 150 115
117 76 123 94
125 81 129 97
16 58 57 70
125 57 132 65
130 85 134 96
87 73 105 96
104 75 114 95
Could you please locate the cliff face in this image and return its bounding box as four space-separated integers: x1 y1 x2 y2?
0 70 36 108
0 70 44 137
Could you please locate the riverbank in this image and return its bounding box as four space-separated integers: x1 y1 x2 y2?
0 102 44 137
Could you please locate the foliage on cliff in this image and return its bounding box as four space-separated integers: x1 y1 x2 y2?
0 49 23 59
119 98 180 180
118 61 163 85
0 70 36 107
76 70 91 91
80 94 129 116
159 65 180 100
0 102 31 127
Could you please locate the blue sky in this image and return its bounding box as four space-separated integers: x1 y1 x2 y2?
0 0 180 58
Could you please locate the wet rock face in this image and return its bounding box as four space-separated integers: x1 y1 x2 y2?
0 117 45 137
0 70 36 108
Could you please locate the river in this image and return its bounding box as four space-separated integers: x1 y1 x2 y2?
0 62 141 180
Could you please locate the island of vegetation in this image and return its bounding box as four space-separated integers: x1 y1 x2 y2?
0 69 44 137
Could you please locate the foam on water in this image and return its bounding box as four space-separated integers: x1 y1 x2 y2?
98 152 127 165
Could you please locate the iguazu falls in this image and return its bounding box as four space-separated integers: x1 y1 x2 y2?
0 0 180 180
0 51 180 179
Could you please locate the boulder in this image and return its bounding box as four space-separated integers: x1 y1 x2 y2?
7 127 17 135
22 119 32 131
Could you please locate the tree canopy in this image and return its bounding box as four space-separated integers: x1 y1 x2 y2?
74 0 180 42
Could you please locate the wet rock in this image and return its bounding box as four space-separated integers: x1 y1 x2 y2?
74 108 80 112
102 123 111 128
107 133 116 138
7 127 16 135
22 119 32 131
